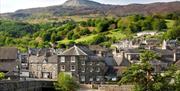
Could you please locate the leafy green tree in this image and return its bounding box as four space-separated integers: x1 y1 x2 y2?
153 19 167 31
67 31 74 40
79 28 91 35
165 26 180 40
0 72 5 80
96 21 109 33
72 33 80 40
51 32 56 43
119 50 159 91
140 50 158 62
54 72 79 91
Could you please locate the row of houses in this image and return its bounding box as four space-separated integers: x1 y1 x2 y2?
0 39 180 84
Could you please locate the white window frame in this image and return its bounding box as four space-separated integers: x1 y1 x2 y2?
60 65 65 71
81 67 85 72
96 76 101 81
96 67 100 72
71 56 75 62
71 65 75 71
89 77 93 81
81 76 85 82
61 57 65 62
89 62 93 65
90 67 93 72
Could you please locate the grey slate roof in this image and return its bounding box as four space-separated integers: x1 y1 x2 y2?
0 47 18 59
113 56 131 66
89 45 108 51
29 55 58 63
61 45 88 56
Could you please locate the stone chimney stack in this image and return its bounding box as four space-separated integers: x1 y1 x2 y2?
173 49 177 62
162 40 167 50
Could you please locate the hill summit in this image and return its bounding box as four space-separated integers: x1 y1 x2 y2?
62 0 103 7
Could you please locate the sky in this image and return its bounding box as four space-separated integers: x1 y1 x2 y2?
0 0 179 13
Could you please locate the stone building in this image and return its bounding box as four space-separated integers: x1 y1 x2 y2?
28 48 58 80
0 47 20 80
58 45 108 83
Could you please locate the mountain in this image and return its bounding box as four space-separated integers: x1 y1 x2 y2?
62 0 103 7
1 0 180 20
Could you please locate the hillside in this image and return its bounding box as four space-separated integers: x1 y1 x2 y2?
1 0 180 20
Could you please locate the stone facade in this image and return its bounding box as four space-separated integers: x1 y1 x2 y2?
28 48 58 80
0 47 20 80
58 45 108 83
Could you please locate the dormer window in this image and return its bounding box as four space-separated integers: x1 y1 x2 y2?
43 59 48 63
71 56 75 62
61 57 65 62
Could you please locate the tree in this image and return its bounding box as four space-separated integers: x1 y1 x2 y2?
51 32 56 43
0 72 5 80
96 21 109 33
54 72 79 91
153 19 167 31
165 26 180 40
119 50 159 91
140 50 158 62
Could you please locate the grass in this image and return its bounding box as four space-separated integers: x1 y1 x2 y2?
107 30 127 40
58 29 127 44
75 34 98 43
166 19 175 29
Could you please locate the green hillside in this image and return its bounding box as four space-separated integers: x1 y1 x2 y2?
0 14 180 51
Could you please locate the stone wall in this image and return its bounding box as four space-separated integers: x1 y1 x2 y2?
0 80 54 91
98 85 134 91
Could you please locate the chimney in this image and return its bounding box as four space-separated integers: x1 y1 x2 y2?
36 49 40 57
173 49 177 62
162 40 167 50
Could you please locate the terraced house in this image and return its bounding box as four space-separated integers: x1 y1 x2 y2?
58 45 108 83
28 48 58 80
0 47 20 80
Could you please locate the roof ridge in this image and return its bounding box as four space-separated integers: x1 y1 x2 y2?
74 45 80 55
74 45 87 55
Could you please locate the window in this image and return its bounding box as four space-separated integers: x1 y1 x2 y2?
80 56 87 60
81 61 85 65
61 57 65 62
60 65 65 71
81 67 85 72
89 77 93 81
96 68 100 72
96 62 100 66
89 62 93 65
90 68 93 72
96 76 101 81
71 65 75 71
71 56 75 62
81 76 85 82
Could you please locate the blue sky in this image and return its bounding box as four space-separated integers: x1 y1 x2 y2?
0 0 179 13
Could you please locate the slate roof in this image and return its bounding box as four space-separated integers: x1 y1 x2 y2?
0 47 18 59
61 45 88 56
113 56 131 66
29 55 58 63
89 45 108 51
